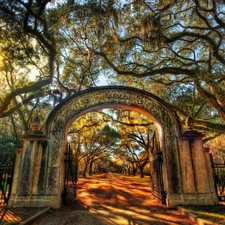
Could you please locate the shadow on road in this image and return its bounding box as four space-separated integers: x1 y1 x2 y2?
32 173 194 225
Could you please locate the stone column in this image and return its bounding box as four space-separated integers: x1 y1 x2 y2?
178 118 218 205
10 148 23 197
203 147 218 196
8 117 53 207
181 130 209 193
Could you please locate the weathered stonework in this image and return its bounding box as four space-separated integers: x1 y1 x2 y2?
9 86 218 208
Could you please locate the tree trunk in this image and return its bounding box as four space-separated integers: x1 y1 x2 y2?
89 161 93 176
132 168 137 176
140 167 144 178
83 164 88 177
74 159 78 183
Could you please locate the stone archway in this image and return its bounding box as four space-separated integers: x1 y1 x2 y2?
8 86 218 208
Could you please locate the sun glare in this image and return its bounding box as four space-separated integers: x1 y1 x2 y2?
0 54 3 69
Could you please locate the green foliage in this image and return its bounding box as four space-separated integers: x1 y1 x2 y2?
0 0 225 147
0 118 17 152
0 138 16 152
100 124 120 139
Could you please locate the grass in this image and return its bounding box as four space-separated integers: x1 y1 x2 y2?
181 204 225 223
118 174 152 184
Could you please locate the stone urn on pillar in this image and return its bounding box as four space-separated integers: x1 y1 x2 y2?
31 116 41 132
185 116 194 130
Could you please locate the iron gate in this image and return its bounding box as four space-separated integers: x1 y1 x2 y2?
150 152 166 204
0 154 15 205
212 162 225 202
62 143 76 204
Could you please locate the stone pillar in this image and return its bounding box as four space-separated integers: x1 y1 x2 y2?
179 129 218 205
10 148 23 197
8 117 61 208
8 134 49 207
203 147 218 197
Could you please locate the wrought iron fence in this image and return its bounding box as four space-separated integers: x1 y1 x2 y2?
212 162 225 202
0 153 15 205
62 143 76 204
150 152 166 204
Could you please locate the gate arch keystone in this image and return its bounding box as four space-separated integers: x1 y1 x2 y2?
8 86 218 208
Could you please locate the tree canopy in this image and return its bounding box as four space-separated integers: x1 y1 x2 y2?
0 0 225 134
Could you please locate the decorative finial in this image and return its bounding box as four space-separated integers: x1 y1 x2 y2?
31 116 41 132
185 116 194 130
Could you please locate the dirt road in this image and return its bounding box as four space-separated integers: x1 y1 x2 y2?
32 173 195 225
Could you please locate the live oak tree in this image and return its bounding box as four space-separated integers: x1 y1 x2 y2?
0 0 56 117
69 111 120 177
68 109 155 177
113 110 156 177
0 0 225 136
78 0 225 131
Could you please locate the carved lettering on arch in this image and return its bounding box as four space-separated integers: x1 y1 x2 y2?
48 89 179 144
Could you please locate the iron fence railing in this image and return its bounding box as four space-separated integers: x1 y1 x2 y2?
0 154 15 205
212 163 225 202
150 152 166 205
62 144 76 204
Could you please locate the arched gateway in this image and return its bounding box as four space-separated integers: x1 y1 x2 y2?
9 86 218 208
